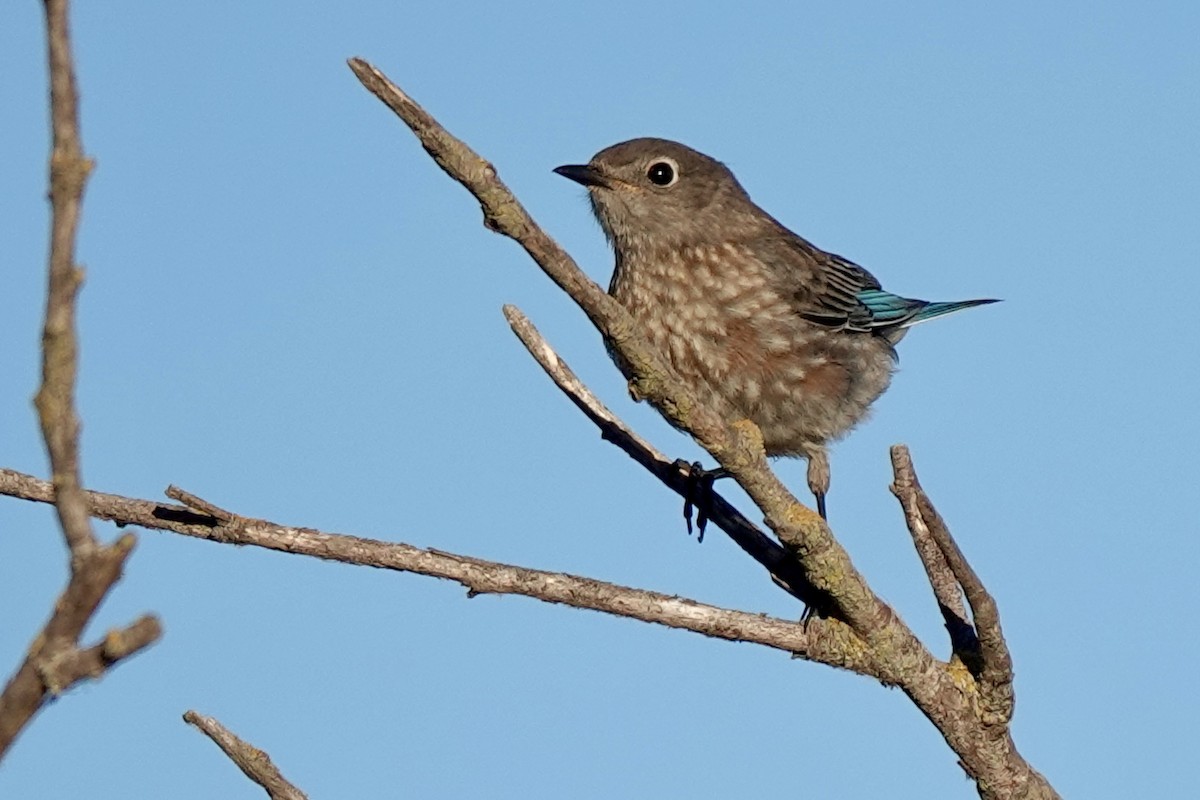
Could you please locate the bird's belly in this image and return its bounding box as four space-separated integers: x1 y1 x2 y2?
628 300 895 457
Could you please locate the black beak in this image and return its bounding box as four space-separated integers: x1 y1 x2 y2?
553 163 608 188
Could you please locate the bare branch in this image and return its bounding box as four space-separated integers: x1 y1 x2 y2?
35 0 93 558
0 524 162 756
0 0 161 761
889 446 979 662
891 447 1014 722
184 711 308 800
0 468 878 675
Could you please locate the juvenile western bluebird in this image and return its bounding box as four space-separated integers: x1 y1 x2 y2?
554 138 996 523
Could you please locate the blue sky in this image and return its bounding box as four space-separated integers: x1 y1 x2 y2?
2 2 1197 797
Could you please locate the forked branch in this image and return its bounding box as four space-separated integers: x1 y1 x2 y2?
0 0 160 761
891 446 1013 722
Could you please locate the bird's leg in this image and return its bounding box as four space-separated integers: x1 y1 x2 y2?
806 448 831 521
675 460 730 541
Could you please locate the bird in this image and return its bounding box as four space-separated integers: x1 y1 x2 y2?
554 138 996 526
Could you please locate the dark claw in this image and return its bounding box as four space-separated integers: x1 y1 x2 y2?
676 460 729 542
815 492 827 520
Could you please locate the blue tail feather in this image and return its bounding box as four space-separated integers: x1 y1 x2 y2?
912 298 1000 325
856 290 999 330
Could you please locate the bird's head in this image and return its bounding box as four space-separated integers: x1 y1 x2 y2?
554 138 759 254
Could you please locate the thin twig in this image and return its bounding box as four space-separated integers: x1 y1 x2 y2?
503 304 833 615
167 485 236 522
184 711 308 800
889 445 979 662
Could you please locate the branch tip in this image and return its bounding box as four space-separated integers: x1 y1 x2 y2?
185 711 308 800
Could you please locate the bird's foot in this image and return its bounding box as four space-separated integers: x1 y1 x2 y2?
676 460 729 541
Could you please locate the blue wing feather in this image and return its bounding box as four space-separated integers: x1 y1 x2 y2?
761 234 999 334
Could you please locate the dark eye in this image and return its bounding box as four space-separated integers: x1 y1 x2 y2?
647 160 677 186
